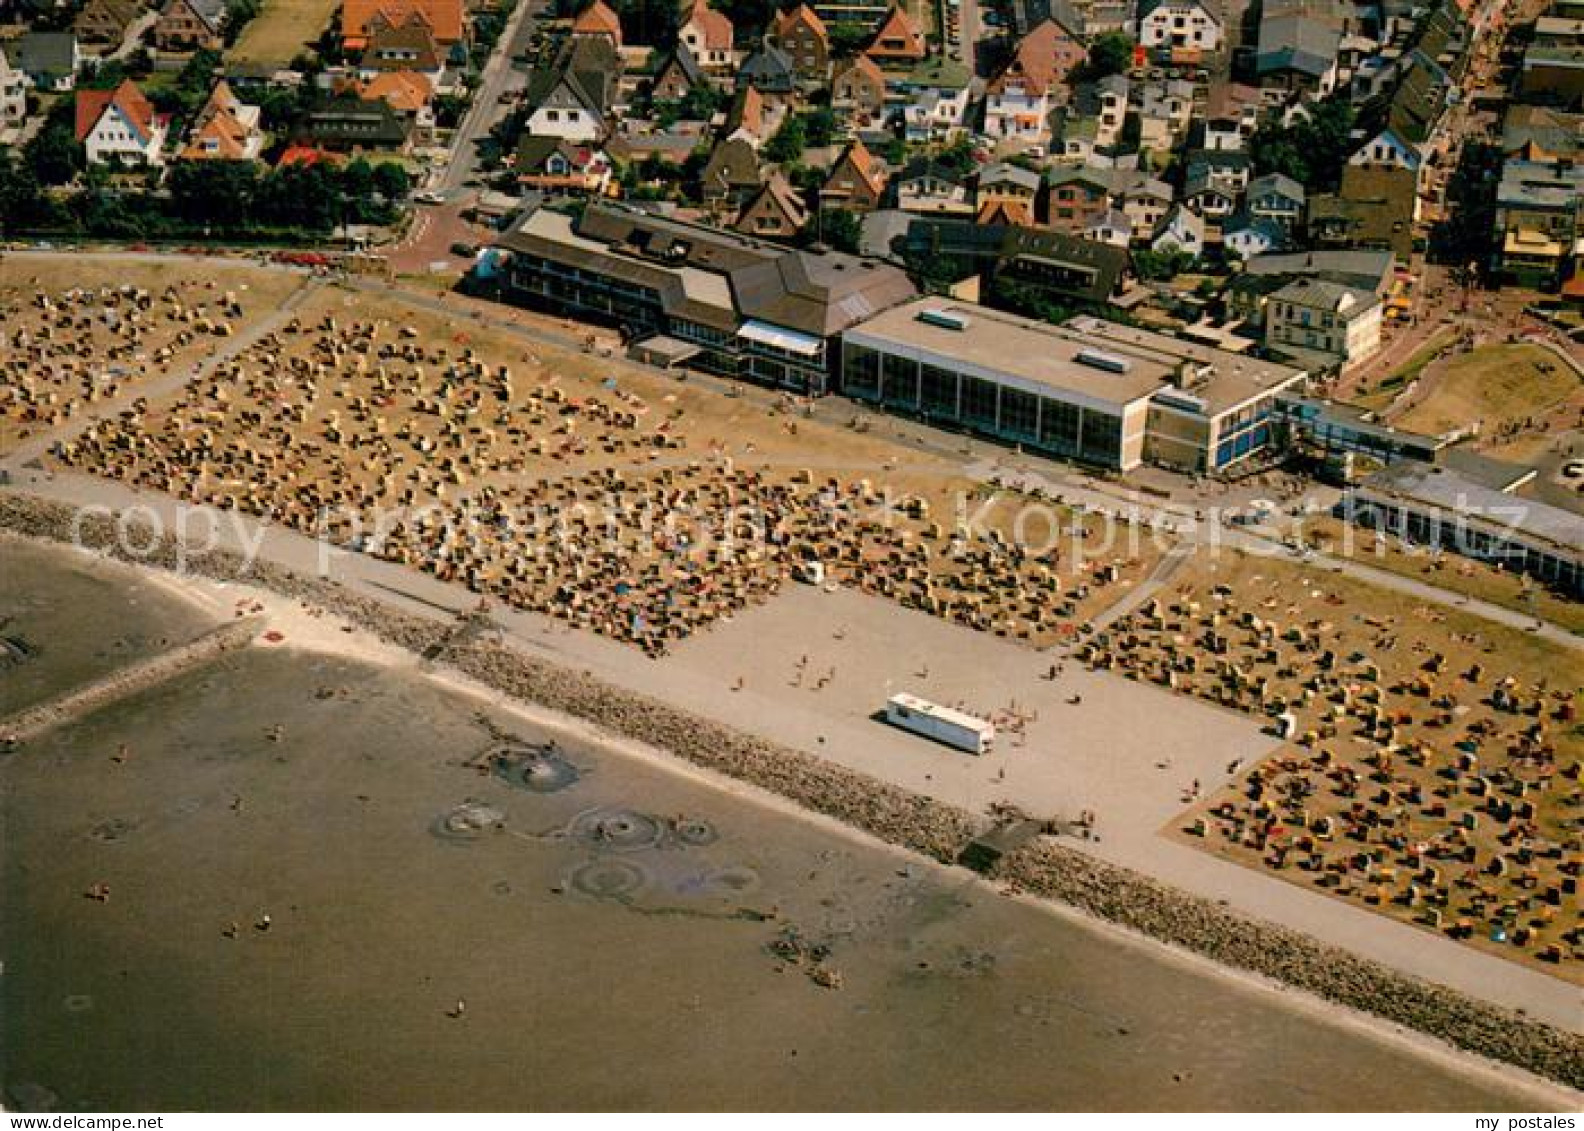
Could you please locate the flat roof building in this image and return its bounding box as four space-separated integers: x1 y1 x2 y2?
1342 462 1584 596
838 298 1307 472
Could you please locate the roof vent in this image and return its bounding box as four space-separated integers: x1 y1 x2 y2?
918 308 970 331
1075 348 1131 374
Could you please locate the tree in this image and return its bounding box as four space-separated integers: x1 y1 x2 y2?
224 0 262 46
803 106 837 148
24 122 83 186
1249 98 1355 192
1132 247 1195 281
821 208 862 254
372 161 411 201
167 160 261 229
1072 32 1133 83
764 114 807 164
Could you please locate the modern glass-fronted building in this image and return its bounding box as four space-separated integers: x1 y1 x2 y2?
838 300 1308 473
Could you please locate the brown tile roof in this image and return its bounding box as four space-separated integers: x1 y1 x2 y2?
571 0 622 42
865 4 925 61
682 1 733 51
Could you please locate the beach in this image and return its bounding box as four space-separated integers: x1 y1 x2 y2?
1 533 1580 1110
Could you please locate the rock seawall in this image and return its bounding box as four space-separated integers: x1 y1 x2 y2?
1 492 1578 1091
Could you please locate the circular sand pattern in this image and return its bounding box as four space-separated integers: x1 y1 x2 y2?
700 865 760 896
672 817 719 847
492 743 581 794
568 807 663 852
569 858 649 900
432 800 507 842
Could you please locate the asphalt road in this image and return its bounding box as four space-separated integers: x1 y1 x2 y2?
440 0 546 194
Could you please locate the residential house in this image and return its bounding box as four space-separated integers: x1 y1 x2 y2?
864 5 927 65
899 217 1130 310
1255 12 1342 99
341 0 465 53
1222 213 1287 258
178 79 264 160
1244 171 1305 230
1183 167 1236 218
700 137 764 209
16 31 80 92
0 45 27 129
823 139 887 210
76 79 167 166
652 43 706 101
1493 157 1584 286
1500 105 1584 161
1114 171 1173 234
1184 148 1251 194
359 15 448 87
74 0 142 47
153 0 227 51
1265 276 1382 366
724 84 771 144
1199 115 1246 150
771 3 830 80
1350 50 1452 194
514 135 613 194
894 158 974 214
832 54 886 119
738 44 798 95
570 0 623 46
1136 78 1195 151
1085 207 1132 246
361 70 436 134
736 170 809 237
902 84 971 141
1521 12 1584 106
522 36 619 142
1045 167 1115 234
1134 0 1221 56
304 95 414 151
983 19 1081 144
680 2 736 72
1150 203 1205 256
975 162 1041 221
1307 163 1416 259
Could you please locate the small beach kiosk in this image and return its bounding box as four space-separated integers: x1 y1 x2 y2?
884 693 995 754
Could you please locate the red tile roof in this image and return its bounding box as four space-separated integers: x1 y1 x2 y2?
75 79 156 143
341 0 463 47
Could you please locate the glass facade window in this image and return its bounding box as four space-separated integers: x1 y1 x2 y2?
1079 410 1122 463
881 352 920 407
1039 398 1080 451
1000 387 1039 442
844 344 881 398
921 364 958 415
961 376 998 427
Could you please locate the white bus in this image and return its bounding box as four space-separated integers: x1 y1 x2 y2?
884 693 995 755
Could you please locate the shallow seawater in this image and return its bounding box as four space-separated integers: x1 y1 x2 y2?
0 541 1564 1110
0 537 219 717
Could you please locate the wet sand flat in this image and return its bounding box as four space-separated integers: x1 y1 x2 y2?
0 551 1571 1109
